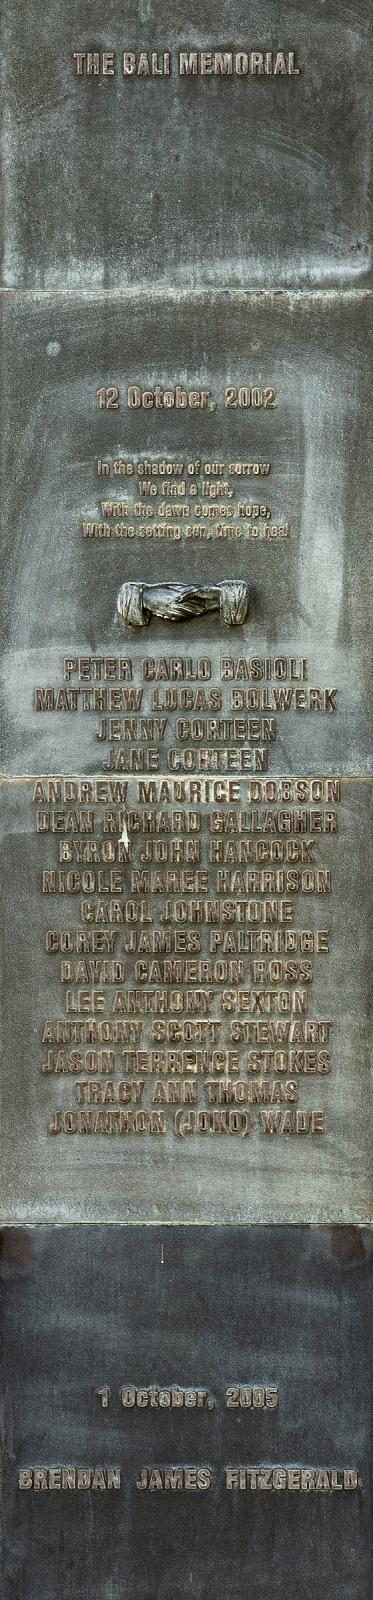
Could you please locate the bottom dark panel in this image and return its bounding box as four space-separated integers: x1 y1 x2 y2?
1 1226 372 1600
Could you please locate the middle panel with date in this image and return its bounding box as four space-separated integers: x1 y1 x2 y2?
0 291 371 1227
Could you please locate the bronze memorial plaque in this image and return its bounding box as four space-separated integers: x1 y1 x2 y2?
0 0 372 1595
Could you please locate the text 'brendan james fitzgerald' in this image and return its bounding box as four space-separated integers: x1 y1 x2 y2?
19 1466 359 1494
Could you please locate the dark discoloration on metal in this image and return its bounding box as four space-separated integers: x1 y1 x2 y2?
1 1226 372 1599
0 1231 33 1267
330 1227 368 1265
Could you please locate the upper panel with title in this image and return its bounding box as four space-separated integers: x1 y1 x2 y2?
1 0 371 291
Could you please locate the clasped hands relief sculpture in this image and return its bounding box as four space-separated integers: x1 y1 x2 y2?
117 580 250 627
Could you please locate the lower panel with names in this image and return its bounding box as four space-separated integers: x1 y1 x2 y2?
0 776 371 1225
1 1225 372 1599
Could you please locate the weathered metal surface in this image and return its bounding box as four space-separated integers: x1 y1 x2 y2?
0 290 372 778
0 288 372 1226
0 774 371 1225
1 2 372 1596
1 1 371 291
1 1225 372 1599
